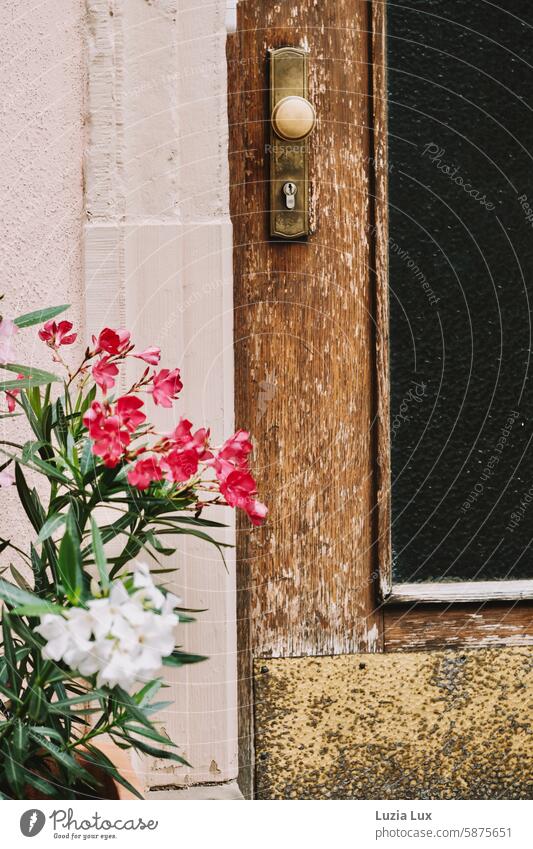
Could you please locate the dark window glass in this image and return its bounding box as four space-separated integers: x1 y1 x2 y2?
388 0 533 582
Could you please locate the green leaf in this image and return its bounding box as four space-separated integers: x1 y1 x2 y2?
14 464 45 534
135 678 163 708
23 771 57 797
27 686 47 722
5 744 24 795
80 438 97 477
0 647 30 682
0 576 48 610
142 700 173 716
23 453 72 486
28 732 97 785
2 613 22 696
0 376 56 392
113 687 155 732
36 513 66 544
0 576 61 617
49 690 107 712
116 735 191 768
30 544 49 594
90 517 109 592
160 516 228 529
11 601 64 616
163 650 207 667
122 723 177 748
9 564 32 592
1 363 60 383
14 304 69 329
30 726 67 744
53 399 68 449
82 744 143 800
57 512 83 604
0 679 23 704
13 719 28 756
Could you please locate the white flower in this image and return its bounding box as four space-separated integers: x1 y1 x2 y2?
36 561 180 692
36 614 71 662
97 649 139 691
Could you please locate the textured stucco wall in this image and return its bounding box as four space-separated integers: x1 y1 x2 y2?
0 1 86 540
254 650 533 799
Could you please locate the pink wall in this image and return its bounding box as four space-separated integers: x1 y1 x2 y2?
0 0 85 536
0 0 85 355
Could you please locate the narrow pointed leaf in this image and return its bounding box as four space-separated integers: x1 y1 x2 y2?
14 304 69 328
57 513 83 604
36 513 66 544
1 363 60 383
90 517 109 592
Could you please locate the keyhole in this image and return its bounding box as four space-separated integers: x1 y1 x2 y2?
283 182 297 210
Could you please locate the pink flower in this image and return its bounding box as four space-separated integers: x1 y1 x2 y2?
92 356 119 393
150 368 183 408
0 469 15 488
169 418 212 460
219 470 258 509
134 347 161 365
163 447 200 483
38 320 77 349
83 401 131 468
127 457 163 490
83 401 107 437
218 430 253 468
5 373 24 413
218 469 267 526
0 318 17 364
94 328 131 357
244 499 268 527
171 418 194 447
116 395 146 432
211 456 236 483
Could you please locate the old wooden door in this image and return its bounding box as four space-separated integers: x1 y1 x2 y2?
228 0 532 800
228 0 385 796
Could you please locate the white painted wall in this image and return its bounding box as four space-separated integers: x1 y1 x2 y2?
85 0 237 789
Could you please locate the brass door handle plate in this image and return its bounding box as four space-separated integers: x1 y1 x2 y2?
269 47 314 239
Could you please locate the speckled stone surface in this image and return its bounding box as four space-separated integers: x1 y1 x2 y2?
254 649 533 799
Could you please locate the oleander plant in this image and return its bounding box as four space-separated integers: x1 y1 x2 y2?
0 303 266 799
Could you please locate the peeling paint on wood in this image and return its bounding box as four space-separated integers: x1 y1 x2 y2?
385 603 533 652
254 650 533 799
229 0 383 660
